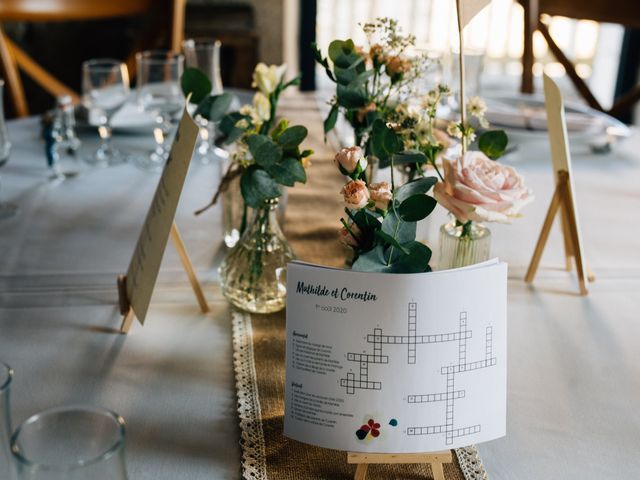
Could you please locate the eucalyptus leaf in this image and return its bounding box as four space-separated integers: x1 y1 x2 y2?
278 125 308 149
478 130 508 160
392 150 427 165
245 134 270 157
395 176 438 203
324 104 339 134
370 119 402 166
254 140 281 168
194 92 233 122
398 194 437 222
181 68 211 104
395 241 432 273
240 167 282 208
381 210 416 245
352 246 394 273
375 230 410 255
266 157 306 187
337 84 367 109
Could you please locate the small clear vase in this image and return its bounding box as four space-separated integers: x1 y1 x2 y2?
438 218 491 270
219 197 294 313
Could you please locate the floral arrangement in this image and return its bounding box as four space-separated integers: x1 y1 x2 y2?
313 17 427 167
182 63 313 221
335 121 438 273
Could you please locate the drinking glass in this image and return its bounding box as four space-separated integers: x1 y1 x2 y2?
1 362 15 480
136 50 185 171
182 38 227 165
0 79 18 220
448 49 485 111
11 406 129 480
82 59 130 166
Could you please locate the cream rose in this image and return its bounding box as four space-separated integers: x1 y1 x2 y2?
335 146 367 174
252 63 287 95
368 182 392 210
341 179 370 210
434 151 533 224
338 222 361 248
252 92 271 122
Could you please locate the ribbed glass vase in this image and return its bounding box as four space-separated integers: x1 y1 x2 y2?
219 198 294 313
438 218 491 270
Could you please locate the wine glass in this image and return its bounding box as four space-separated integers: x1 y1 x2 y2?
0 79 17 220
135 50 185 171
182 38 227 165
82 59 130 167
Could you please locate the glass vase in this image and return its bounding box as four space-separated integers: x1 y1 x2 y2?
222 175 287 248
1 363 14 480
438 218 491 270
219 197 294 313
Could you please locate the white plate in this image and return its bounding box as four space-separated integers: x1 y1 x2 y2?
482 93 630 142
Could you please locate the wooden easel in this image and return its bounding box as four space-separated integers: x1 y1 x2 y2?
348 451 453 480
524 171 590 295
524 74 593 296
118 222 209 333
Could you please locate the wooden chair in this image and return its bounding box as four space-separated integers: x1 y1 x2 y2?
520 0 640 117
0 0 186 117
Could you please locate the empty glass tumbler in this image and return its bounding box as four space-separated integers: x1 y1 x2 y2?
1 362 14 479
11 406 129 480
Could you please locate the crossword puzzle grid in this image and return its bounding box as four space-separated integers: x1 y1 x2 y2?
340 303 497 445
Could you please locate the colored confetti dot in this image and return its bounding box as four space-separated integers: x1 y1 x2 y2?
389 419 398 427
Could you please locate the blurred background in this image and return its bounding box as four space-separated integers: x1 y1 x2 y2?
1 0 638 123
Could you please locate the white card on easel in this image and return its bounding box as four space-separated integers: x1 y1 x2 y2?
284 260 507 453
124 107 199 324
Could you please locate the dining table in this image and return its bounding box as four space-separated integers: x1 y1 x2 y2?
1 91 639 479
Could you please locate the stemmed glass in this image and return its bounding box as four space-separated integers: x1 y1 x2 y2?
1 362 14 480
182 38 227 164
81 59 130 166
135 50 185 171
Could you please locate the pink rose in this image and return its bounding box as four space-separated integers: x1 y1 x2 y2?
335 146 367 174
341 179 370 210
368 182 392 210
433 151 533 223
338 222 361 248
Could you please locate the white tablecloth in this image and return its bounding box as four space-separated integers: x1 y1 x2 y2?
1 111 640 479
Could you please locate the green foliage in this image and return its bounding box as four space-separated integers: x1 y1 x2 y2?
323 104 339 136
398 194 437 222
194 93 233 122
240 166 282 208
370 119 403 168
278 125 308 149
394 176 437 203
478 130 508 160
181 67 212 104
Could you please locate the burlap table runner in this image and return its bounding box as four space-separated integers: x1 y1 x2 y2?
231 93 488 480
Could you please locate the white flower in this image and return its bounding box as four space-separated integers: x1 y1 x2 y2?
467 96 487 118
252 92 271 122
239 105 254 117
422 89 439 108
447 122 463 139
252 63 287 95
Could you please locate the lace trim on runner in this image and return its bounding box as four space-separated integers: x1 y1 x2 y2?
232 310 268 480
233 310 489 480
455 445 489 480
